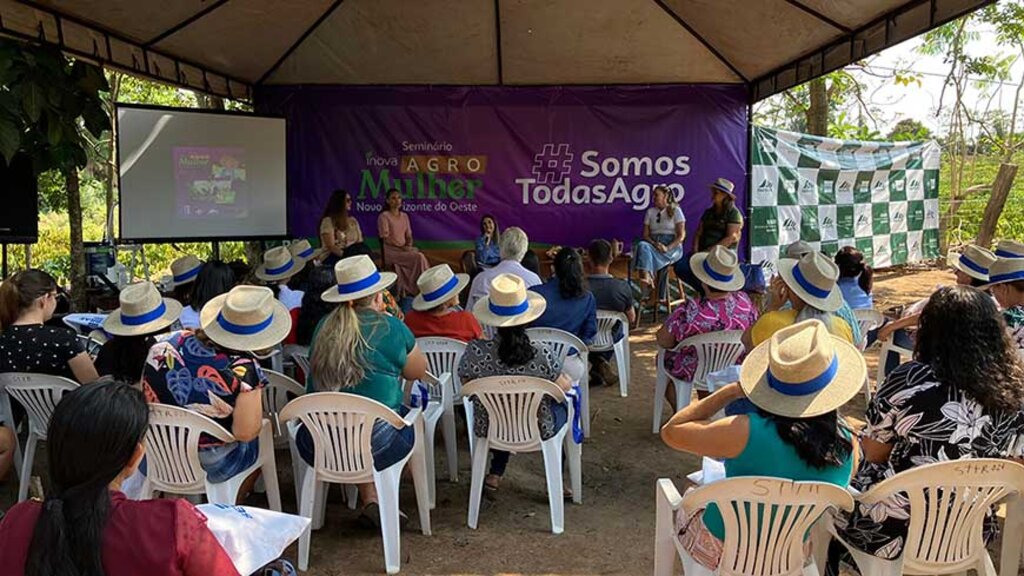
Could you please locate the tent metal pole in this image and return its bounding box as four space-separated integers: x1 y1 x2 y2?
647 0 748 83
494 0 503 85
780 0 851 33
255 0 348 86
145 0 231 47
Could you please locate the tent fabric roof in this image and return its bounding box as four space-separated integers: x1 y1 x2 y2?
0 0 994 102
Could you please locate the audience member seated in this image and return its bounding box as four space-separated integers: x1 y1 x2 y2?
475 214 501 269
96 281 182 384
586 239 635 387
834 246 874 310
0 378 239 575
632 185 685 304
170 254 202 310
0 269 98 384
404 264 482 342
661 319 861 572
777 241 862 345
530 247 597 345
255 246 306 310
378 189 430 296
289 238 323 270
467 227 542 310
520 250 541 277
300 255 428 526
178 260 235 330
951 243 996 288
319 189 369 265
988 256 1024 349
290 264 338 347
459 273 571 496
656 247 758 406
827 285 1024 575
744 252 854 349
143 285 289 488
674 178 742 294
996 238 1024 258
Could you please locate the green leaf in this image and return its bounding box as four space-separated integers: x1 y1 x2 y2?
81 101 109 138
74 62 109 95
0 117 20 165
21 82 44 123
46 116 62 147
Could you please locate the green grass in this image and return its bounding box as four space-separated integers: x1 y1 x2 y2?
940 152 1024 246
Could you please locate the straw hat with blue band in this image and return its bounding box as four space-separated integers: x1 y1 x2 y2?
321 254 397 303
472 273 547 327
288 239 327 264
951 244 996 282
995 239 1024 259
103 281 183 337
199 285 292 352
170 255 203 287
255 246 306 282
980 256 1024 290
777 252 844 312
740 319 865 418
710 177 736 199
412 264 470 311
690 246 745 292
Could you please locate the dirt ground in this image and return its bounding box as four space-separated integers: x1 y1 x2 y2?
1 265 987 576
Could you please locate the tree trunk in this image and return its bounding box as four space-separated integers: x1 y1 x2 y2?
104 72 121 242
977 163 1019 248
67 169 87 311
807 77 828 136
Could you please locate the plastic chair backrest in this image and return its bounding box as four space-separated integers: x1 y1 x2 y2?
592 310 628 352
526 327 588 363
278 392 408 483
853 308 885 336
0 373 79 439
416 337 468 394
461 375 566 452
262 369 305 417
76 334 103 359
675 330 745 383
682 476 854 576
856 459 1024 572
288 347 311 379
144 403 235 492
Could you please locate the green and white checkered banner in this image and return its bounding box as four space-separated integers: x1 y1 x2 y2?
750 126 941 274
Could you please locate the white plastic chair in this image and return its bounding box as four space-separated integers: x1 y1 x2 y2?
0 375 25 478
876 339 913 389
416 336 467 484
262 369 305 448
592 310 631 397
526 327 592 438
139 404 282 512
853 309 885 346
462 375 582 534
1 373 79 501
829 459 1024 576
653 331 745 434
654 476 853 576
287 346 311 382
279 392 432 574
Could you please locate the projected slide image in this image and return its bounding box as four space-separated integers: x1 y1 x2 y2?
174 147 248 219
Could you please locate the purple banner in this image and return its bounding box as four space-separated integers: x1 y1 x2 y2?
256 85 748 249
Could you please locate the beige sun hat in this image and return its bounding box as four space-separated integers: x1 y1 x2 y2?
199 285 292 351
995 239 1024 259
711 177 736 199
690 246 745 292
778 252 844 312
321 254 397 303
412 264 470 311
740 319 866 418
784 240 814 259
255 246 306 282
170 255 203 287
102 281 183 337
472 273 547 327
289 239 327 263
951 244 996 282
980 256 1024 289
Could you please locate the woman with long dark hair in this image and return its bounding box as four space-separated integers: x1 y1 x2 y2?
475 214 501 268
95 281 182 384
178 260 235 330
0 378 238 575
529 247 597 345
319 189 368 264
827 285 1024 575
293 264 340 347
458 273 572 496
834 246 874 310
662 319 862 571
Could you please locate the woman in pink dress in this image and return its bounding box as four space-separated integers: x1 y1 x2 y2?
655 247 758 407
378 189 430 296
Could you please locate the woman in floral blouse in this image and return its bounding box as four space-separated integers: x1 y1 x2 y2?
656 247 758 406
827 285 1024 575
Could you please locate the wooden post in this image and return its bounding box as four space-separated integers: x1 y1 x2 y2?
977 163 1019 248
25 244 31 269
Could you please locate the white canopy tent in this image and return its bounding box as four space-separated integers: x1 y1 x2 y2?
0 0 995 101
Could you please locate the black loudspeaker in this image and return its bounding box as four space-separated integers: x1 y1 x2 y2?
0 153 39 243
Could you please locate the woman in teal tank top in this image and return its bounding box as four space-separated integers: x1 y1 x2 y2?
661 319 865 571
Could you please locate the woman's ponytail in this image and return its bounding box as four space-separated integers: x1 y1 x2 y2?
0 269 57 327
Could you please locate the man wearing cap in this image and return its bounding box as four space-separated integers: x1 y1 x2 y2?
404 264 482 341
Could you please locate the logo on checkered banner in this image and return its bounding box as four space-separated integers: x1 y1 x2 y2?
892 211 905 224
758 178 773 193
801 180 815 193
782 217 798 231
838 180 852 192
856 213 870 226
